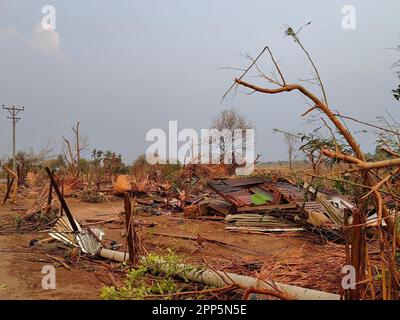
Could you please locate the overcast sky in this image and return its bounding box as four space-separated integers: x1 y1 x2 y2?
0 0 399 163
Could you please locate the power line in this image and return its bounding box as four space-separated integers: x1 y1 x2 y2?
2 105 24 173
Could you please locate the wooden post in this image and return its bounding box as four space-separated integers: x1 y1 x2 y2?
3 166 18 204
18 164 25 186
3 177 14 204
343 209 351 300
124 192 131 230
47 170 54 206
16 164 25 186
44 170 54 215
350 207 366 300
124 192 139 266
60 177 64 216
17 165 20 186
45 167 79 233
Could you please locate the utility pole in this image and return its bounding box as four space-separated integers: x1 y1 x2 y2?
3 105 24 173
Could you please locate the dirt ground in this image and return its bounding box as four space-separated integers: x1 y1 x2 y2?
0 192 330 300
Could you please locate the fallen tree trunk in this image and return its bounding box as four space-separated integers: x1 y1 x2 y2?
98 248 340 300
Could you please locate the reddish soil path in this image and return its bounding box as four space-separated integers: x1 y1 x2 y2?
0 196 310 300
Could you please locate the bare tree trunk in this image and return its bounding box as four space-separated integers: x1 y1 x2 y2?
72 122 80 177
124 193 139 266
62 136 75 175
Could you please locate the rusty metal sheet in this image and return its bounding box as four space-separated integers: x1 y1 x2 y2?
208 180 242 193
209 178 317 211
223 176 267 188
261 181 305 202
296 201 328 217
227 190 253 206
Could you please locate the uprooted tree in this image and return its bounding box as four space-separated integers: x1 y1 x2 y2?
225 24 400 300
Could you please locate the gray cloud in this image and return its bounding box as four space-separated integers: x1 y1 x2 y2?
0 0 399 163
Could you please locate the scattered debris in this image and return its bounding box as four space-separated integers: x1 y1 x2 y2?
207 177 345 240
1 162 390 300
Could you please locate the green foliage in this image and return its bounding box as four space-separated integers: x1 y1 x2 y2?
14 148 52 172
395 251 400 268
37 208 59 225
131 154 181 182
78 158 90 172
159 162 182 181
285 27 296 39
332 180 346 194
251 193 272 205
14 214 22 230
48 154 66 170
393 84 400 101
396 216 400 236
81 190 104 203
284 23 312 43
90 149 129 175
300 132 337 155
373 116 400 160
103 150 126 175
131 154 152 178
91 149 104 165
100 249 195 300
393 43 399 100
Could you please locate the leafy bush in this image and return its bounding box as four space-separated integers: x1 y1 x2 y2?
100 250 192 300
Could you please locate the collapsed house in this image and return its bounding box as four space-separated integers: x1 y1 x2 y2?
180 177 346 240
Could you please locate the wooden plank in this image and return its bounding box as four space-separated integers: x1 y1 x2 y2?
237 202 298 213
3 176 14 204
223 177 266 187
208 200 233 216
124 193 138 266
45 167 79 233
